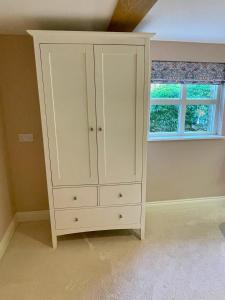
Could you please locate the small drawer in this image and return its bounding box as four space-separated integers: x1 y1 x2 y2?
99 184 141 206
53 187 97 209
54 205 141 230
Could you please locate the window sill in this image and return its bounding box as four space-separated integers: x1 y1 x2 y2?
148 135 225 142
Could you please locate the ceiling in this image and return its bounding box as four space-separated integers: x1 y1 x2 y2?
1 0 225 44
135 0 225 43
0 0 117 34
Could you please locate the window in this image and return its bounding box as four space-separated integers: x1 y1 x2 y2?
149 83 224 140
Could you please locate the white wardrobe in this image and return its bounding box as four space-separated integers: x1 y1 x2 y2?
29 31 152 248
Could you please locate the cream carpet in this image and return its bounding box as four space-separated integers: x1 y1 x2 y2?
1 200 225 300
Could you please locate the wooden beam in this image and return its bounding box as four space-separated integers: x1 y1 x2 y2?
108 0 158 32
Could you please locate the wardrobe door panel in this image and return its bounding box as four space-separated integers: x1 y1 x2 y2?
94 45 144 184
41 44 98 186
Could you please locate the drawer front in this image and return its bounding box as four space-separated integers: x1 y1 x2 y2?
55 205 141 230
53 187 97 209
99 184 141 206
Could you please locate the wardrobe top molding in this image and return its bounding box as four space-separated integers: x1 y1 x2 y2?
27 30 154 45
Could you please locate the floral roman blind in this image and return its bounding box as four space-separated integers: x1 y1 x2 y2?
151 61 225 84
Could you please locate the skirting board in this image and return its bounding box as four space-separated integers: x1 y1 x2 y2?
0 210 49 260
13 197 225 222
0 216 17 260
146 196 225 207
1 197 224 259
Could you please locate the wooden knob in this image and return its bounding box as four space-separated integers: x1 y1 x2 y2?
119 214 123 219
73 196 77 200
74 217 79 222
118 193 123 198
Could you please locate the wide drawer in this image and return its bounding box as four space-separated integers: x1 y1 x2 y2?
53 187 97 209
99 184 141 206
55 205 141 230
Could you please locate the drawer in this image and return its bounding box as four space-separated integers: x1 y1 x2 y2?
55 205 141 230
99 184 141 206
53 187 97 209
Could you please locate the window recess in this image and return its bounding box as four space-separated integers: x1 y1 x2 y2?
149 61 225 140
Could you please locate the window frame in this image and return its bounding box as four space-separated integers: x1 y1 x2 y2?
148 83 225 141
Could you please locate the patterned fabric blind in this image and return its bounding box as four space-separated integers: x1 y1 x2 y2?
151 61 225 84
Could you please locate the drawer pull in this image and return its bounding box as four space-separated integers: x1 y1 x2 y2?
118 193 123 198
74 217 79 222
118 214 123 219
73 196 77 200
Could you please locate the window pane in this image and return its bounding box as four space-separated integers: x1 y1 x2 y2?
150 84 182 99
150 105 179 133
185 105 214 132
186 84 218 100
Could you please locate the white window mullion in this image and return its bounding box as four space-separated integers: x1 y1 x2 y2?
151 99 180 105
187 99 216 105
212 84 223 134
209 104 216 133
179 84 186 135
149 82 223 140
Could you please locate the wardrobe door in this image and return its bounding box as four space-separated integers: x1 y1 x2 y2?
94 45 144 184
40 44 98 186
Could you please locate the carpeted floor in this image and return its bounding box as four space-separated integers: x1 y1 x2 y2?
1 200 225 300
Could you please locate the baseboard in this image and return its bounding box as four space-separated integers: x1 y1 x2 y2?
146 196 225 207
0 210 49 261
16 210 50 222
0 216 17 260
15 198 225 221
0 199 223 259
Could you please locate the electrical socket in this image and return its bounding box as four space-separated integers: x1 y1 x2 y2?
18 133 34 142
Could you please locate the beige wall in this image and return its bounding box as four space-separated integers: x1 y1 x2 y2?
0 36 225 211
0 98 14 240
0 35 48 211
151 40 225 63
148 41 225 201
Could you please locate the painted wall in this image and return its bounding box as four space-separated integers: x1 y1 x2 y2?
0 35 48 212
148 41 225 201
0 98 14 240
0 36 225 211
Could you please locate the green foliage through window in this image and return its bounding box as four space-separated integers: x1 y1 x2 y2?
150 105 179 132
151 84 181 99
149 83 219 135
186 84 217 99
185 105 211 132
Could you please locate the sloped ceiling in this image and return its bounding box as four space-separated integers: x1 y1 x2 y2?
1 0 225 43
0 0 118 34
135 0 225 43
